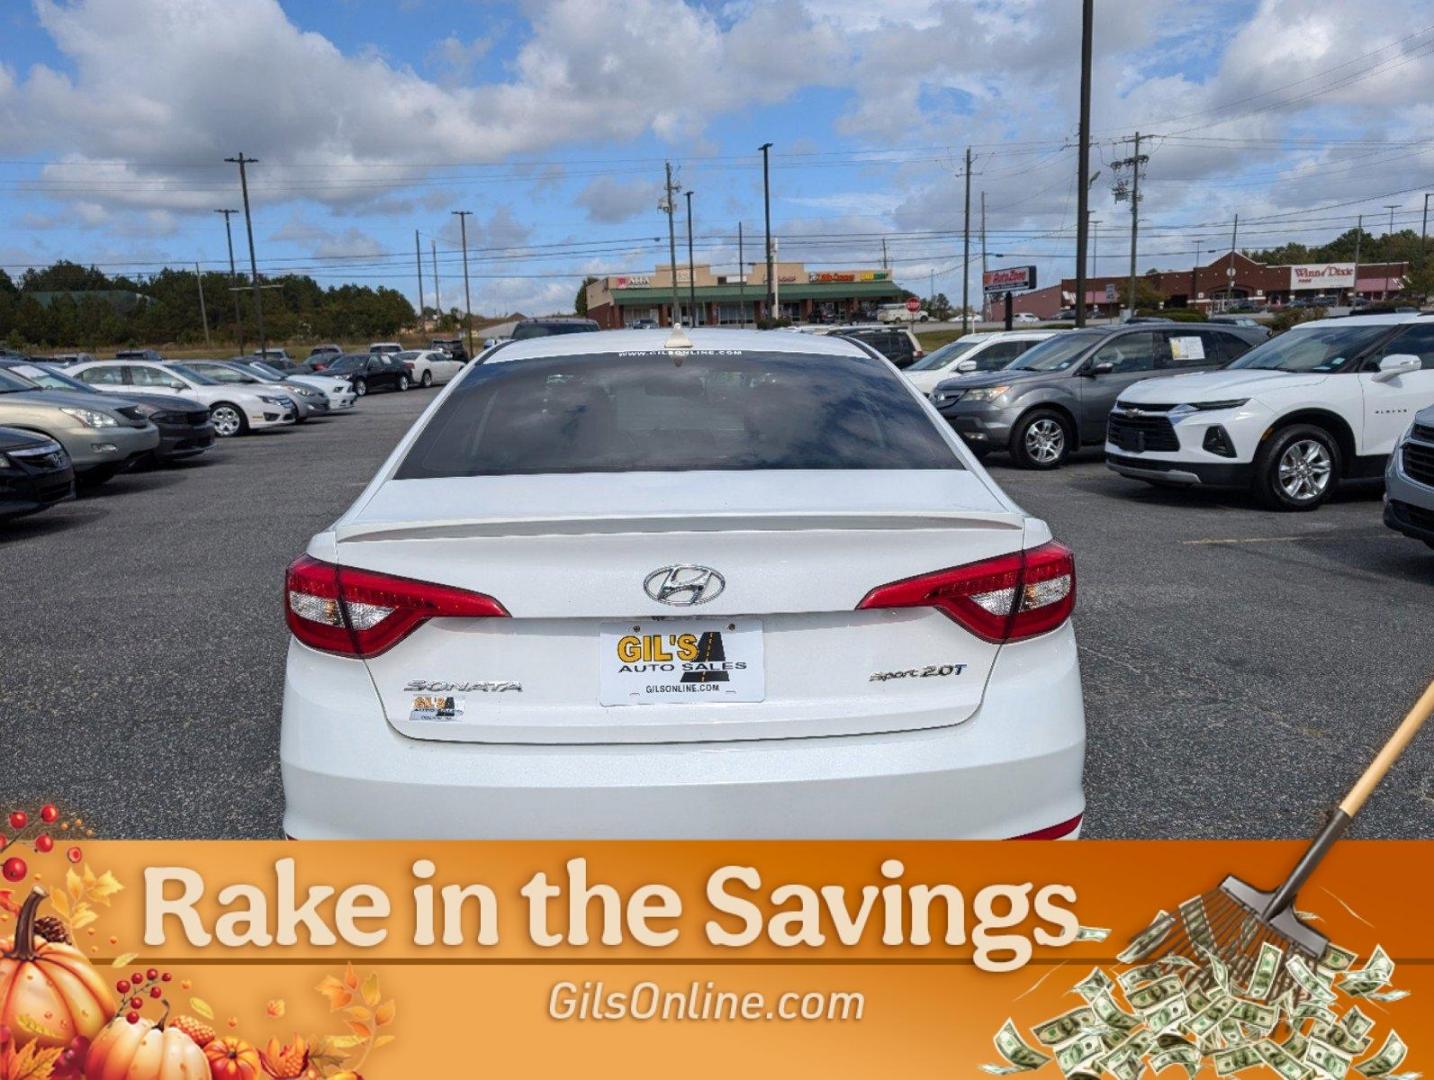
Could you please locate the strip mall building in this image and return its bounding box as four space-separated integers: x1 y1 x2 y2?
1010 252 1409 320
584 263 904 328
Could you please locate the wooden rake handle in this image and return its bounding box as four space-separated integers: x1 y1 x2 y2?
1339 676 1434 818
1265 676 1434 919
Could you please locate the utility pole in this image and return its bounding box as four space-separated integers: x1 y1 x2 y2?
1190 241 1201 311
738 222 746 327
1385 204 1399 237
659 162 682 326
685 189 697 325
1074 0 1093 328
224 154 266 359
760 142 774 322
414 230 425 329
961 146 972 334
1422 193 1432 266
980 190 988 321
451 210 474 357
195 262 211 348
431 238 441 328
1111 133 1147 319
1352 213 1363 308
213 208 243 352
881 237 888 270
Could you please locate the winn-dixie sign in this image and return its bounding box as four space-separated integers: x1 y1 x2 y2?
983 265 1037 296
1289 263 1355 291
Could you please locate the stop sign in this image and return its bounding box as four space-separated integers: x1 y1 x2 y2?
905 298 920 312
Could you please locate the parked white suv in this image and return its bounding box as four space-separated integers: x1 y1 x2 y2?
878 303 929 323
1105 313 1434 510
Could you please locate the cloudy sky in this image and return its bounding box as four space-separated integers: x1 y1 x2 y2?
1 0 1432 315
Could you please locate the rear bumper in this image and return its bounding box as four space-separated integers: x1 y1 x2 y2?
1105 452 1251 488
281 622 1086 839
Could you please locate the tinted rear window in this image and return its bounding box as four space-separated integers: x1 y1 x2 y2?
395 350 961 477
511 321 599 339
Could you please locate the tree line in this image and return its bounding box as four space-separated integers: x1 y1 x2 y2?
0 261 418 351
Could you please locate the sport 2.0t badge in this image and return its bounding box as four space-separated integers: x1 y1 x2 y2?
643 564 725 606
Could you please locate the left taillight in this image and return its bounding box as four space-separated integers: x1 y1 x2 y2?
285 555 509 658
856 541 1075 643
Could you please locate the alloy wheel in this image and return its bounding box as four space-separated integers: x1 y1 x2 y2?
1277 439 1332 501
1025 418 1065 464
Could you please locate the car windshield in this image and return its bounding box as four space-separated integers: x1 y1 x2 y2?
1227 324 1393 374
246 362 286 379
906 340 978 372
1005 332 1100 372
166 364 219 385
5 363 88 392
325 356 363 373
397 350 962 477
0 368 39 393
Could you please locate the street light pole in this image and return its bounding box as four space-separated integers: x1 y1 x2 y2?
760 143 774 322
961 146 972 335
685 189 697 326
451 210 474 358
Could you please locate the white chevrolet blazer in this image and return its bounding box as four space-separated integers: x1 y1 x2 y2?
1105 313 1434 510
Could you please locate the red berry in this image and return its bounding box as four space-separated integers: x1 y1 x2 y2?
125 1012 139 1025
60 1049 76 1066
40 805 58 824
161 972 172 982
150 986 162 999
2 857 26 882
8 811 26 831
66 846 82 864
131 972 143 985
116 980 130 994
146 968 159 981
35 835 53 853
129 997 143 1010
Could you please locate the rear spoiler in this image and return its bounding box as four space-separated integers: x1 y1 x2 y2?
336 510 1025 543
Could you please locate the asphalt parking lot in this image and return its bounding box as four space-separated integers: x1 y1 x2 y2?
3 389 1431 840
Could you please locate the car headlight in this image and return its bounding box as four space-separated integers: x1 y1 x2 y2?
962 386 1010 402
59 406 119 428
1188 398 1248 411
259 395 288 406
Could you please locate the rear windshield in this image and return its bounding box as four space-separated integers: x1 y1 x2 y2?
395 350 962 477
511 321 599 339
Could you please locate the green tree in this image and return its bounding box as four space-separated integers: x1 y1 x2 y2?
574 276 598 317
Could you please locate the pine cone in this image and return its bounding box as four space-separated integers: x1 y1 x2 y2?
33 915 70 944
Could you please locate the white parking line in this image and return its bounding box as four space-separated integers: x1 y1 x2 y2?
1183 533 1397 546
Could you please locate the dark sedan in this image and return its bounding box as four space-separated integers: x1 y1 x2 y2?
0 359 215 465
0 425 74 522
323 353 411 395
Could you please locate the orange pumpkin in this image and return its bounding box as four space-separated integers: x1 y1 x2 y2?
84 1015 209 1080
0 887 114 1050
204 1036 261 1080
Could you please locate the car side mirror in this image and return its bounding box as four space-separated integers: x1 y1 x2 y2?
955 359 978 373
1087 361 1115 377
1374 353 1421 381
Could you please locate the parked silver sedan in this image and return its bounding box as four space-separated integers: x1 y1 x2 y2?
178 361 325 420
0 366 158 485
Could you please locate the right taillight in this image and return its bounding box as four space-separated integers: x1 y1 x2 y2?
285 555 508 658
856 541 1075 643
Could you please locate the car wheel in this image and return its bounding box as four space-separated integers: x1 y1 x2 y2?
420 370 433 388
353 378 368 397
1254 423 1339 511
210 403 248 438
398 373 411 391
1010 409 1071 470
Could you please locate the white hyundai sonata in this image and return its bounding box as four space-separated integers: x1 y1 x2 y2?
280 328 1085 839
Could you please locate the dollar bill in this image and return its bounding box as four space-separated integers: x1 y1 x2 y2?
1146 997 1191 1034
1245 941 1284 1001
1342 1008 1375 1040
1355 1032 1407 1078
1307 1037 1354 1080
1075 925 1112 942
1200 946 1232 993
1150 1044 1200 1078
1340 947 1394 997
1213 1045 1263 1075
1319 943 1358 973
1033 1006 1099 1047
1074 967 1114 1002
1179 896 1217 953
1228 999 1278 1033
1091 990 1141 1034
1056 1033 1107 1075
985 1018 1053 1074
1362 989 1409 1003
1311 1021 1372 1056
1283 1032 1310 1060
1128 975 1185 1014
1187 997 1236 1039
1118 911 1175 965
1288 955 1338 1005
1258 1039 1312 1080
1119 962 1171 992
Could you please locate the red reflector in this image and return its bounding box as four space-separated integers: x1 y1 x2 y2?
285 555 508 658
1010 813 1083 840
855 541 1075 643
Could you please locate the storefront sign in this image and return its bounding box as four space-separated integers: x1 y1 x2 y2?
612 275 651 289
806 270 890 283
983 265 1037 296
1288 263 1355 291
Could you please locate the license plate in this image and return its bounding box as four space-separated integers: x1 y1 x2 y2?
599 619 764 706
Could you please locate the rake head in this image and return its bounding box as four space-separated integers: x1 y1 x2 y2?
1145 876 1328 1004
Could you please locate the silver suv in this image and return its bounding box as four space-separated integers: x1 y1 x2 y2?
1385 405 1434 549
930 322 1266 468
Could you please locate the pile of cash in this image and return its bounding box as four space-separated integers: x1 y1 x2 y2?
983 900 1415 1080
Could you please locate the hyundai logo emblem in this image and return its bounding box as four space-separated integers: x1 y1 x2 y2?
643 565 725 606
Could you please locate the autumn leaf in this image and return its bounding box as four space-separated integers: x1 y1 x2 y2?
110 952 138 968
342 1006 371 1025
344 1021 372 1040
320 1035 365 1053
71 908 98 931
342 963 358 990
315 975 353 1011
3 1041 64 1080
360 972 381 1008
65 868 83 904
373 1034 396 1049
86 869 124 905
373 1000 395 1027
265 999 286 1019
189 997 215 1021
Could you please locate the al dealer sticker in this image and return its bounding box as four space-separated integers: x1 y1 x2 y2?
409 694 465 722
598 619 766 706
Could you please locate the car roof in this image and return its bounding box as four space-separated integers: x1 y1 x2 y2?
484 327 873 364
1296 312 1426 329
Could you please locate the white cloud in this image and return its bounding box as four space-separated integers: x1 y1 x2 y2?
575 176 662 224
